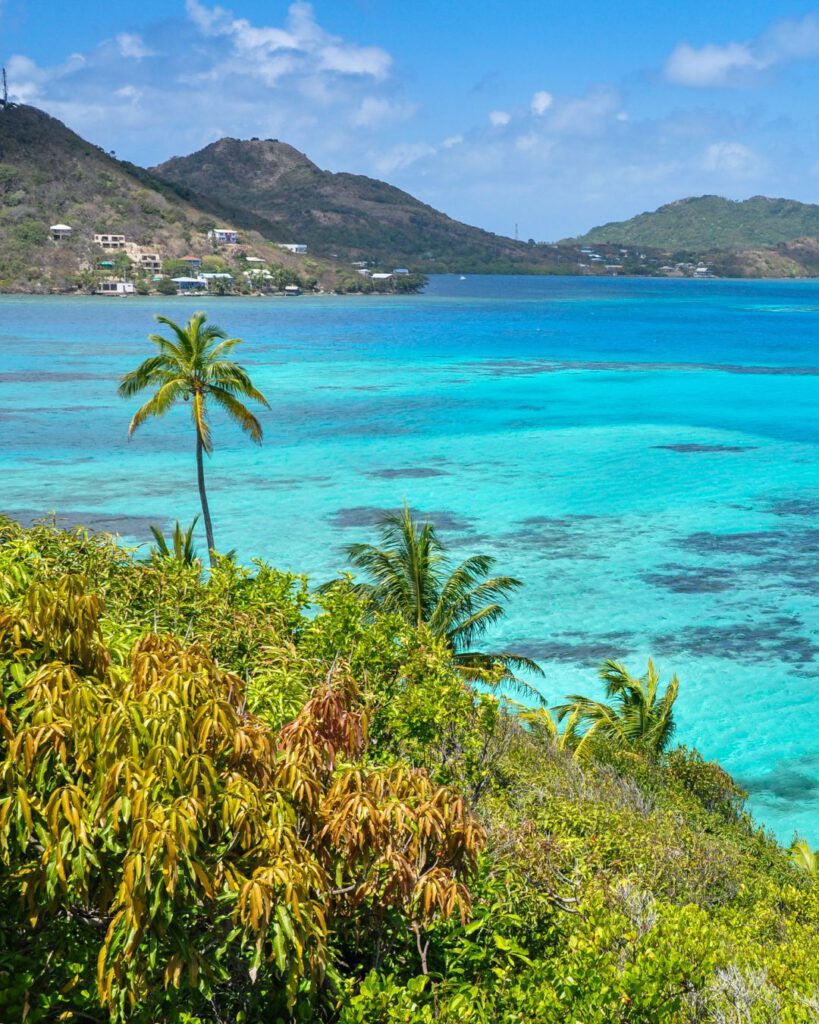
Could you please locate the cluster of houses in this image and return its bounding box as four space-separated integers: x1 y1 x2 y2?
350 260 409 281
574 245 711 277
50 220 310 295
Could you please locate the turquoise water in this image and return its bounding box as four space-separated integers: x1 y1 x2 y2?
1 276 818 844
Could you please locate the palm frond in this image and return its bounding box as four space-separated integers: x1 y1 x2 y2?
128 379 185 435
192 390 212 454
118 355 173 397
208 387 264 443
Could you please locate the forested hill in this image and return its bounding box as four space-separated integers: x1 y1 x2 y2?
151 137 554 273
570 194 819 250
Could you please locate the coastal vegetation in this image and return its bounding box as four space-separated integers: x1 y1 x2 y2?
0 515 816 1023
118 313 270 562
329 502 543 689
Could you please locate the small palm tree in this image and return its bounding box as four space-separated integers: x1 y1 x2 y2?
553 658 679 759
149 516 200 566
119 312 269 565
790 840 817 875
334 502 542 692
517 704 597 760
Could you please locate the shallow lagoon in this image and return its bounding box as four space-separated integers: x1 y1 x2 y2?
2 275 818 843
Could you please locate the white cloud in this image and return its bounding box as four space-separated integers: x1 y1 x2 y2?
489 109 510 126
115 85 142 103
701 141 762 177
375 141 436 175
664 42 760 87
664 13 819 88
442 134 463 148
531 90 553 115
351 96 416 129
185 0 391 81
6 52 86 104
515 132 537 152
548 87 620 135
5 0 407 172
116 33 155 60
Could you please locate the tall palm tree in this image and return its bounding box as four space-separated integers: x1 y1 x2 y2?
553 658 679 759
333 502 543 692
119 312 269 565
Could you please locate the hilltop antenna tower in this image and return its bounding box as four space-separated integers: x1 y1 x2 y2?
1 67 7 109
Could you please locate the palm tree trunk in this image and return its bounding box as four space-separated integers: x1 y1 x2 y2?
196 432 215 565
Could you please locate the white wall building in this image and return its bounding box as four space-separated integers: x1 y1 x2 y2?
94 233 126 249
208 229 238 244
50 223 72 240
95 281 134 295
278 243 307 254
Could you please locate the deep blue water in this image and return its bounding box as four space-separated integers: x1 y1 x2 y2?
2 275 818 844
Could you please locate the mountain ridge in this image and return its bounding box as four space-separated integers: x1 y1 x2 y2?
151 136 555 273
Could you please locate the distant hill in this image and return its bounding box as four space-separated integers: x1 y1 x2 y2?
570 195 819 251
0 105 368 294
151 138 555 273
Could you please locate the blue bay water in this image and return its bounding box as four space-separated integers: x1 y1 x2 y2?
1 275 818 844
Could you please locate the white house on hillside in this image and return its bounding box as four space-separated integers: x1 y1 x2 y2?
50 224 72 240
209 228 238 244
278 243 307 254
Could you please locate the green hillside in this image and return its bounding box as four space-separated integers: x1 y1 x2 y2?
571 194 819 250
152 137 560 273
0 104 380 294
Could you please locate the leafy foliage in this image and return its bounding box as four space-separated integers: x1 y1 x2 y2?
0 518 816 1023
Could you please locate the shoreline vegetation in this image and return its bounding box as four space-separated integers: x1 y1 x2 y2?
0 311 816 1022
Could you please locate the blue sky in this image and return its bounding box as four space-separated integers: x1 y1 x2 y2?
4 1 819 237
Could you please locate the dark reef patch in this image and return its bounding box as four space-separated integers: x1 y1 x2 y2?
739 761 819 803
675 527 819 593
366 467 449 479
4 509 161 536
516 632 634 667
496 514 602 559
677 531 782 558
462 358 819 379
652 616 819 666
329 506 476 534
0 371 106 384
768 498 819 518
642 563 735 593
653 443 757 454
